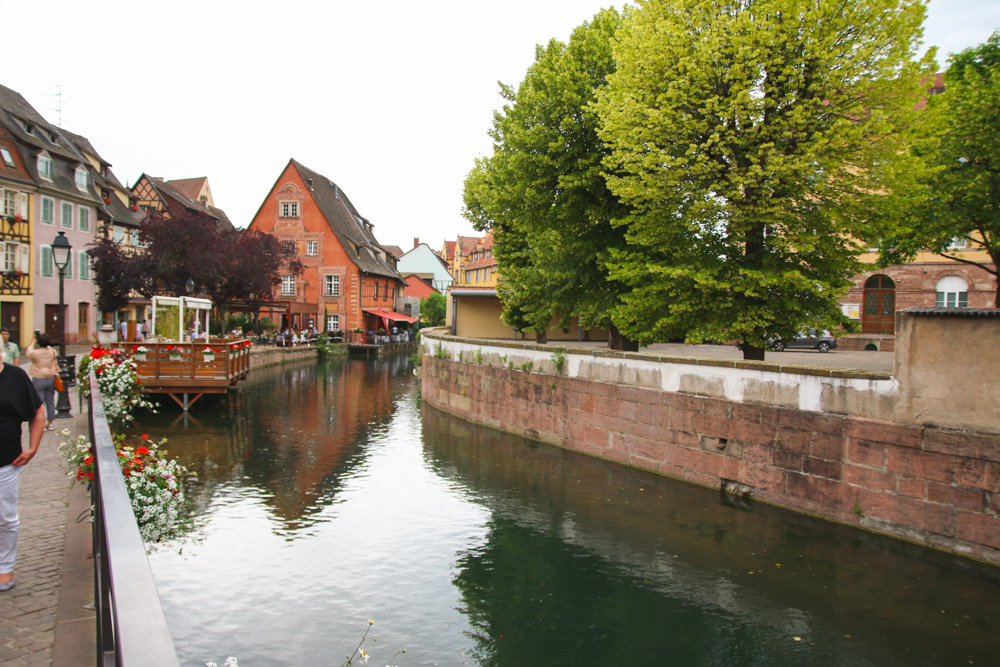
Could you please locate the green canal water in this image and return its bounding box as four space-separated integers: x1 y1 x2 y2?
128 355 1000 666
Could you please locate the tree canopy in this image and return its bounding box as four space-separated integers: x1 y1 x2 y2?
879 29 1000 306
595 0 934 358
463 9 636 347
89 212 301 324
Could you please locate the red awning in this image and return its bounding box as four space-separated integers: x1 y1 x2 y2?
362 308 417 323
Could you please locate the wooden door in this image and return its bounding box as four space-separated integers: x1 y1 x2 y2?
862 275 895 335
78 303 89 343
44 304 64 342
1 302 21 347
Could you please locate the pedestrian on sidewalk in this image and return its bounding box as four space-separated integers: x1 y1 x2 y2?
26 333 58 432
1 329 20 364
0 343 45 591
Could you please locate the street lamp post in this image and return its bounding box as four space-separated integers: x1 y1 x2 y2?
51 231 72 419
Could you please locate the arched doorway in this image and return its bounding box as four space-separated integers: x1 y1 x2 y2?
862 274 895 334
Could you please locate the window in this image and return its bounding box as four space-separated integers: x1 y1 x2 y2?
131 229 140 246
79 207 90 231
0 147 13 168
41 197 54 224
3 243 16 271
61 202 73 228
37 154 53 179
113 226 124 243
327 314 339 332
3 191 16 216
325 274 340 297
947 237 969 250
306 240 318 256
936 276 969 308
78 250 89 279
280 201 298 217
40 246 53 276
75 166 89 190
281 275 296 296
283 240 296 254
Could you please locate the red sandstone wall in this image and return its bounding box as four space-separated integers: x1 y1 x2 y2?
423 357 1000 565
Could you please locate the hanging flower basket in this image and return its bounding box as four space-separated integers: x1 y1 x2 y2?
202 346 215 362
133 346 149 362
166 345 182 361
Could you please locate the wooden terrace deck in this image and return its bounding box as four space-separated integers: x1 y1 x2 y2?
114 340 252 410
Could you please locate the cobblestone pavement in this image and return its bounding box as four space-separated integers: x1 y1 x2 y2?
0 348 95 666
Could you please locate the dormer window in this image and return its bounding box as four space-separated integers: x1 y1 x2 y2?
37 153 53 180
75 166 89 191
0 148 14 168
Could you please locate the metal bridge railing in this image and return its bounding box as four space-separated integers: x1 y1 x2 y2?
87 371 180 666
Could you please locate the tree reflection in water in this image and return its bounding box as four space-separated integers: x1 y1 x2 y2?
128 355 1000 666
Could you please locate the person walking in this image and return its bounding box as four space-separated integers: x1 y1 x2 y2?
25 334 58 432
0 329 20 364
0 342 45 591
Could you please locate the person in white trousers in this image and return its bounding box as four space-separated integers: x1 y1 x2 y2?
0 345 45 591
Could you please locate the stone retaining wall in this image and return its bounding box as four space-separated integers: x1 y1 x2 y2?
420 334 1000 565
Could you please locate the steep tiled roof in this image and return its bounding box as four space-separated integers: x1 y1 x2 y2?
443 240 456 262
166 177 211 205
142 175 234 230
382 244 404 259
290 159 402 281
459 235 481 255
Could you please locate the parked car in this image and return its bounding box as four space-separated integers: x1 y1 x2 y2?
768 329 838 353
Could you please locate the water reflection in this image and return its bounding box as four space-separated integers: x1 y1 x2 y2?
423 407 1000 665
133 355 1000 666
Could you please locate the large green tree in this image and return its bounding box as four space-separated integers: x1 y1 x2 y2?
879 30 1000 306
463 9 637 348
596 0 934 359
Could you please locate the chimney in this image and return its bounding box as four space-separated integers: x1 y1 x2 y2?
413 237 420 248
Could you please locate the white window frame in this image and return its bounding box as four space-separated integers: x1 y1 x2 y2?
279 201 299 218
79 206 90 232
3 191 16 216
283 240 296 255
75 166 89 191
113 226 124 243
0 147 13 168
327 314 339 332
306 240 318 256
61 201 73 228
935 276 969 308
41 197 54 224
3 242 16 272
281 275 296 296
37 154 53 180
325 274 340 297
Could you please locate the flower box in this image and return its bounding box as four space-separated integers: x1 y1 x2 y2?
133 346 149 362
202 347 215 362
166 345 182 361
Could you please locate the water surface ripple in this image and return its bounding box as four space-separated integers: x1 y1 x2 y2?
128 355 1000 666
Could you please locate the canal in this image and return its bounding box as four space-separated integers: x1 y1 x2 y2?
128 355 1000 666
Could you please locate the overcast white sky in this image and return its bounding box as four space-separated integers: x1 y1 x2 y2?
5 0 999 250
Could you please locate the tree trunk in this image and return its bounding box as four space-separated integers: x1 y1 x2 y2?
536 329 548 345
608 325 639 351
741 342 765 361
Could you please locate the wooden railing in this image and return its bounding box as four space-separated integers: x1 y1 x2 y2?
116 340 252 388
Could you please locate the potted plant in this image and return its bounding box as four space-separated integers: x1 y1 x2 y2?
166 345 182 361
202 346 215 362
133 345 149 362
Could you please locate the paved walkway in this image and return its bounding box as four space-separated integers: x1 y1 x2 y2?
0 346 95 666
